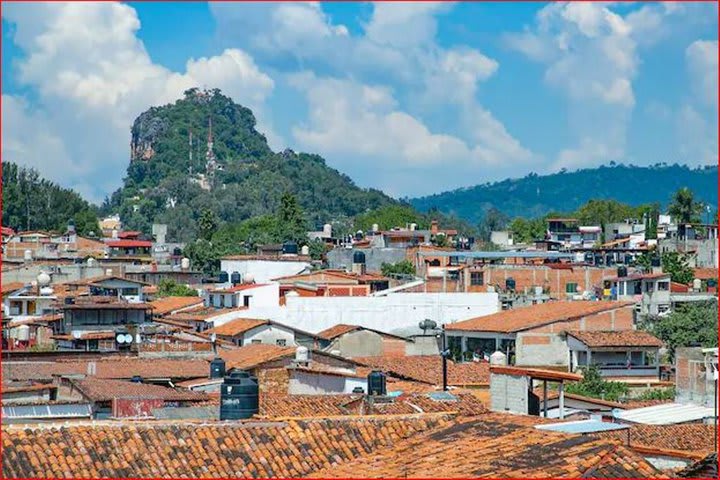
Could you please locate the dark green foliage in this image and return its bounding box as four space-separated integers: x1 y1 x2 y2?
411 164 718 224
566 365 629 401
477 207 508 241
635 386 676 401
355 204 478 238
661 251 694 284
102 89 396 241
508 217 546 243
2 162 99 236
668 187 704 224
157 279 198 297
380 260 416 277
198 208 219 241
183 239 221 276
640 301 718 360
308 239 327 262
278 192 308 245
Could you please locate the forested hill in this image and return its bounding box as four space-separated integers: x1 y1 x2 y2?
2 162 99 236
103 88 396 242
410 164 718 224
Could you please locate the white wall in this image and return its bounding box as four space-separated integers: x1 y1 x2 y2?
212 292 499 334
242 324 297 347
219 259 310 284
288 371 367 395
516 332 569 367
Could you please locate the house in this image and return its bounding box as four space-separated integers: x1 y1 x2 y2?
603 272 671 317
273 270 390 302
445 301 636 369
80 275 151 303
1 383 58 405
219 343 367 395
160 305 248 333
317 324 414 358
547 218 581 246
105 239 152 258
204 317 323 349
220 254 311 284
565 330 663 378
204 282 279 309
490 230 514 248
2 283 57 320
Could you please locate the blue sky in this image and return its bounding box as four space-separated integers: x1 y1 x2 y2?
2 2 717 203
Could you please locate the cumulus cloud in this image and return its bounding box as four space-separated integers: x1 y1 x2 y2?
686 40 718 109
2 2 280 202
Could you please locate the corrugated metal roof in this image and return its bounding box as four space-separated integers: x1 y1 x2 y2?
613 403 715 425
536 419 630 434
2 403 92 419
417 251 576 259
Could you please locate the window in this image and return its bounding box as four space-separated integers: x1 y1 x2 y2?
276 339 287 347
645 282 654 293
470 272 484 286
658 304 670 314
251 339 262 344
566 282 578 293
243 296 251 308
657 282 669 291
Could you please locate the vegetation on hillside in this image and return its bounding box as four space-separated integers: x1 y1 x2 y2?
411 164 717 224
1 162 99 236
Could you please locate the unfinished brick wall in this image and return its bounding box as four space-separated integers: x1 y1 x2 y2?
381 338 407 357
483 266 616 298
256 367 289 395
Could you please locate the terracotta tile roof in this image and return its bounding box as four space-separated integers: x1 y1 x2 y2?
446 301 635 333
165 306 246 322
2 357 210 382
566 330 664 348
694 268 718 280
1 282 26 295
317 323 361 340
106 239 152 248
219 344 297 370
592 423 716 459
149 296 204 316
1 414 453 478
309 414 663 478
205 318 269 337
71 378 209 403
354 356 490 386
258 393 361 417
677 453 718 478
490 366 583 382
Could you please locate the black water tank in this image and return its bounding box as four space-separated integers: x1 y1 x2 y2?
352 251 366 264
584 252 594 264
651 256 661 267
352 386 365 394
617 266 628 278
210 357 226 379
282 242 298 255
219 271 229 283
220 370 259 420
173 247 182 256
624 254 633 265
131 376 143 383
367 370 387 396
605 254 614 266
230 272 242 285
505 277 516 291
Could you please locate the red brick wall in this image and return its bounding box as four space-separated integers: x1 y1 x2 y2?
525 305 634 334
483 266 615 298
381 338 407 357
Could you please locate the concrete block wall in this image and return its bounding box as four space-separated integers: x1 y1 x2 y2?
490 372 529 415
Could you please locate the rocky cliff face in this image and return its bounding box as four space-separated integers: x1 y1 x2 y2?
130 111 168 162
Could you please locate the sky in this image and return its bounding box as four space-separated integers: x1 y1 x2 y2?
2 2 718 204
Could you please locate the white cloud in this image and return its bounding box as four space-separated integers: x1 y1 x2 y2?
2 2 280 202
676 105 717 166
686 40 718 109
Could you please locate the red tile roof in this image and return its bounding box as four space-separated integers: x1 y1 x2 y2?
1 414 453 478
354 356 490 386
317 323 361 340
445 301 635 333
207 283 269 293
149 296 204 316
205 318 269 337
106 239 152 248
219 344 297 370
71 378 210 403
566 330 664 348
592 423 715 459
490 366 583 382
694 268 718 280
309 414 663 478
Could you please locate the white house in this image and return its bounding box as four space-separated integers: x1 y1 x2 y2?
219 255 311 284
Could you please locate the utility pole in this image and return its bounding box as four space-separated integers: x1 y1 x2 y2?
441 324 448 392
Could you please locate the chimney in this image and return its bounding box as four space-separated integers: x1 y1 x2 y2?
431 220 439 235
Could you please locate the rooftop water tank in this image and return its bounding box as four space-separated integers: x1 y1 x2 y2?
15 325 30 342
39 287 54 296
86 258 96 267
323 223 332 236
367 370 387 396
505 277 516 291
295 346 309 363
372 223 379 233
105 269 113 276
617 266 628 278
490 351 507 366
23 249 32 261
173 247 182 256
220 370 259 420
181 257 190 270
355 230 363 240
230 272 242 285
244 273 255 283
352 251 366 264
693 278 702 291
219 271 229 283
210 357 226 379
301 245 310 256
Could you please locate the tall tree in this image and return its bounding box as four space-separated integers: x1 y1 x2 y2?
640 301 718 360
478 207 509 241
278 192 308 244
668 188 703 224
198 208 219 241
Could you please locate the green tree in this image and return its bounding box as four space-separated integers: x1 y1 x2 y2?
183 239 221 275
478 207 509 241
635 386 676 401
508 217 546 243
566 365 629 401
661 251 694 284
157 279 198 297
308 239 327 261
355 205 426 232
277 192 308 244
641 301 718 360
668 187 703 224
380 260 416 277
198 209 219 241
